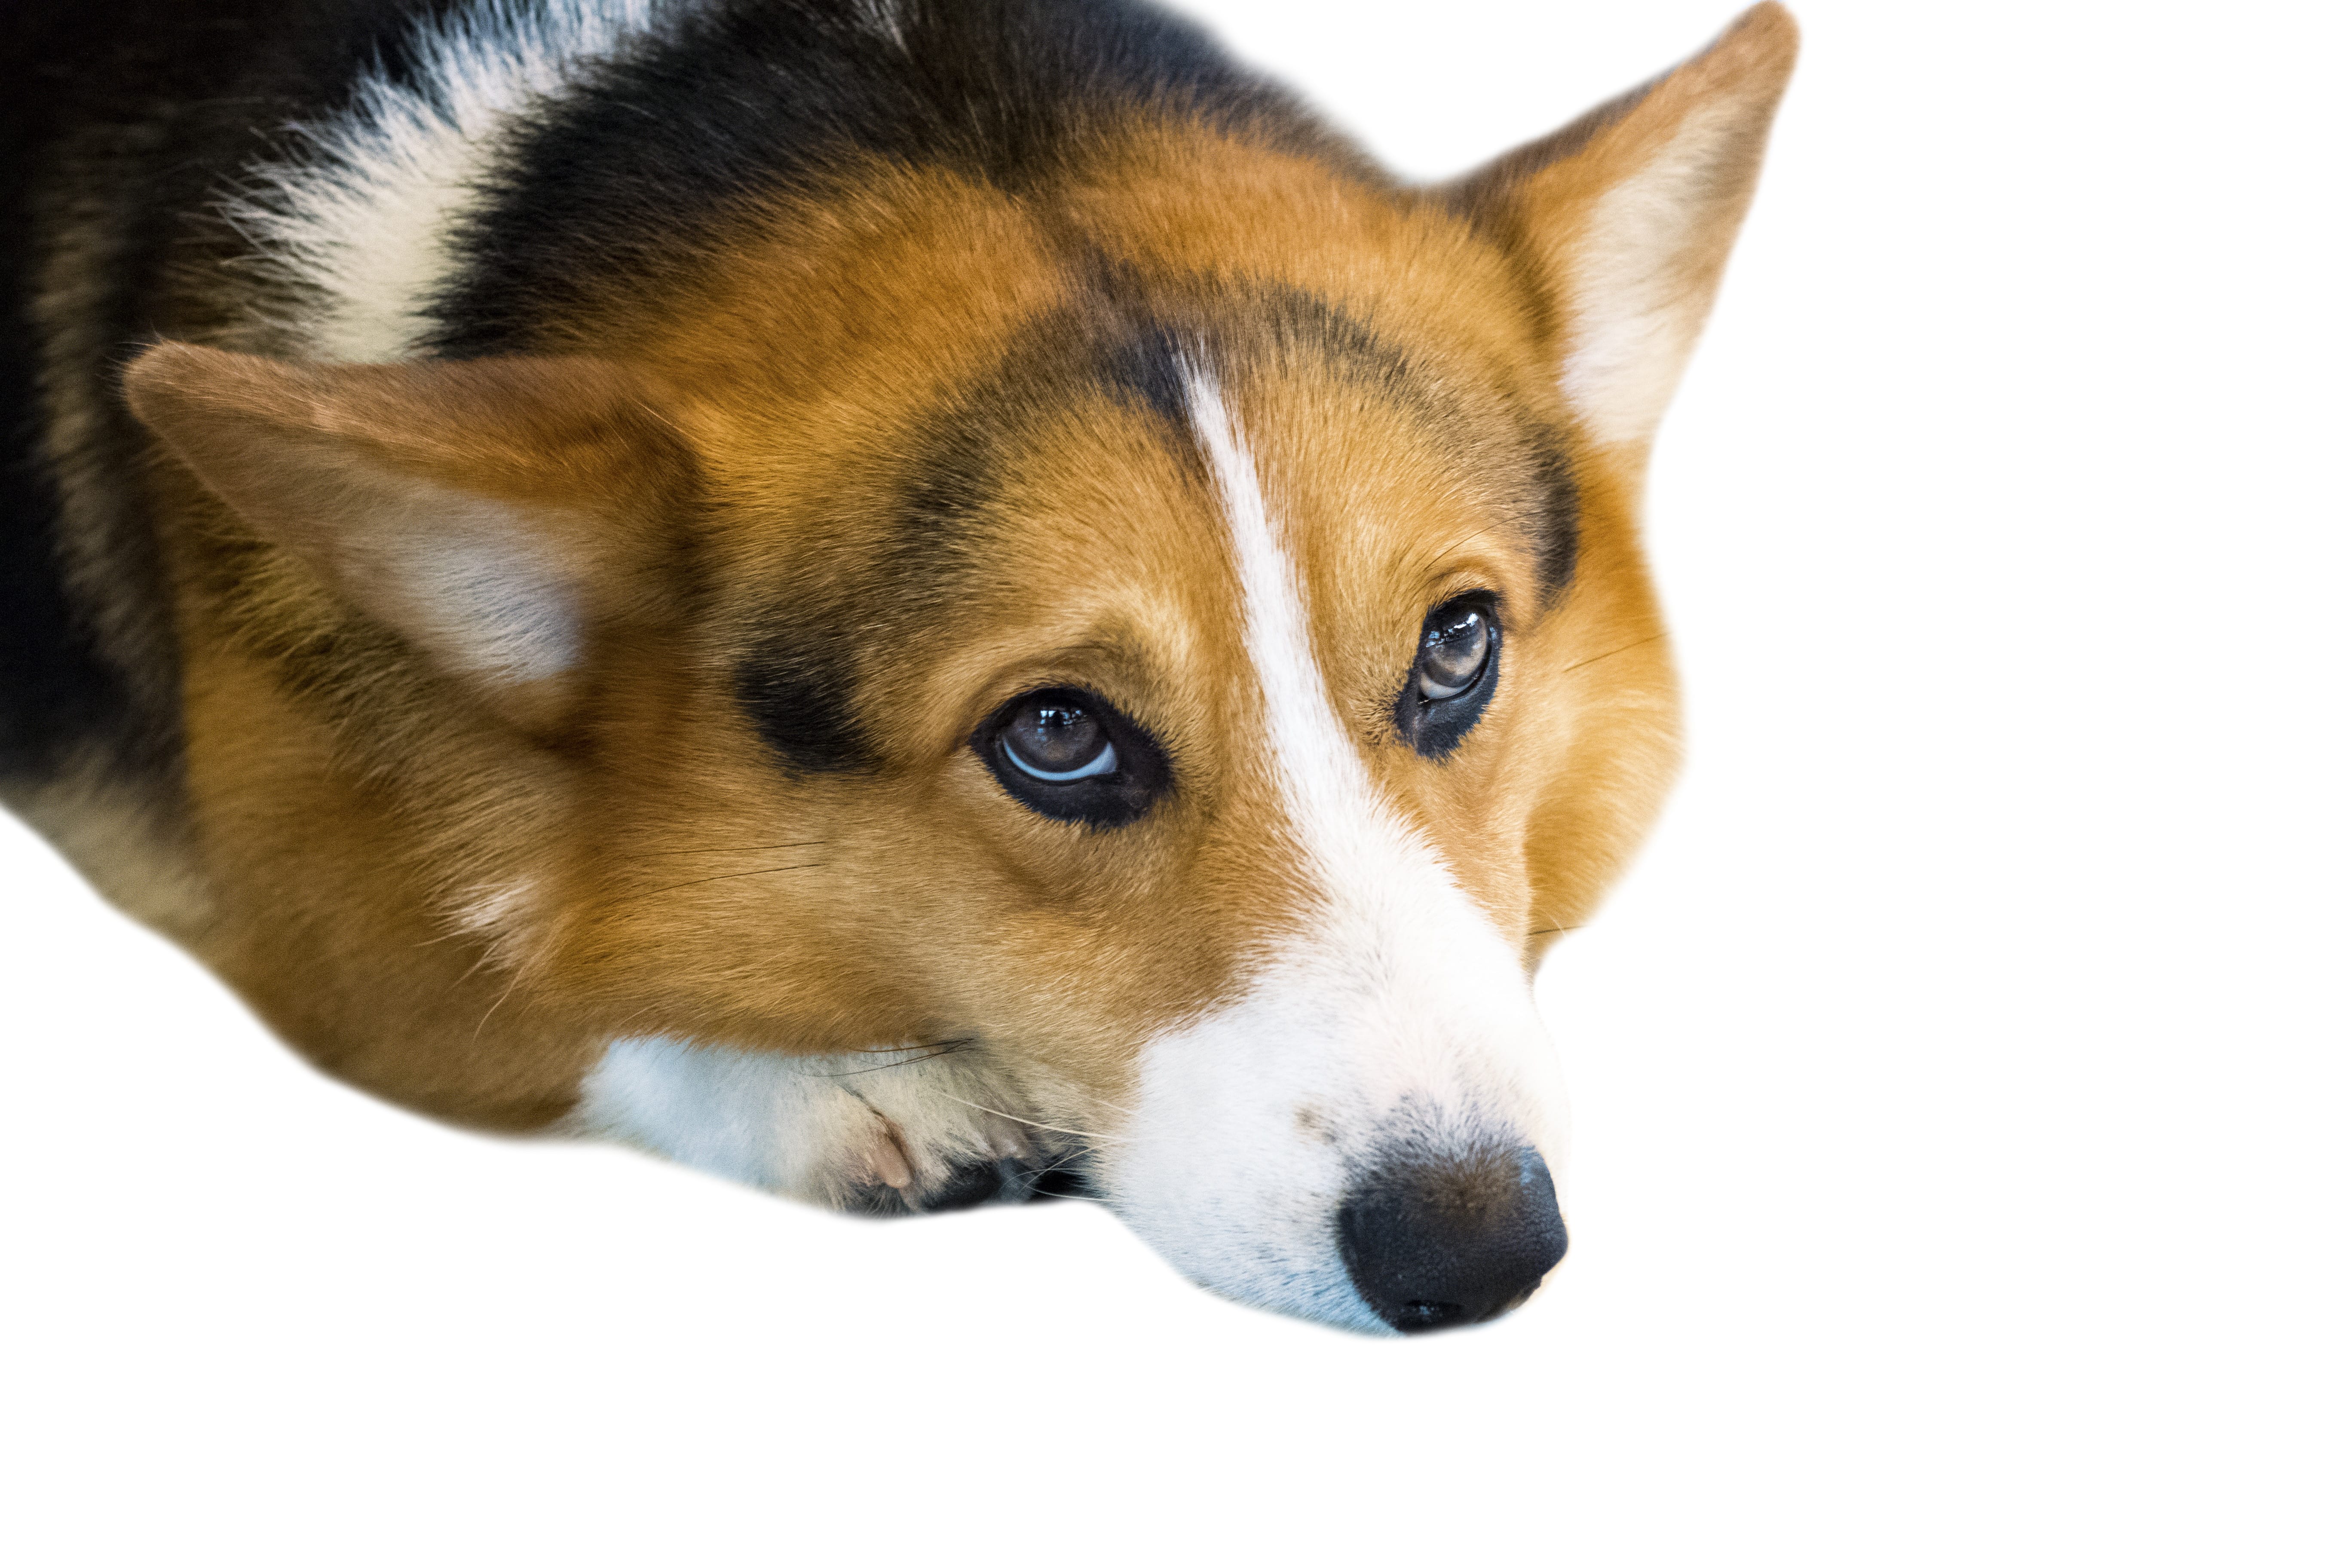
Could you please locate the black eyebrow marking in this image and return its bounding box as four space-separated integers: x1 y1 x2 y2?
1092 315 1193 428
1518 413 1581 600
735 610 881 775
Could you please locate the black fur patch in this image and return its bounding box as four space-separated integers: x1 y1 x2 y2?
733 619 878 775
1522 418 1581 600
428 0 1367 357
0 221 116 777
1 0 470 792
1093 315 1194 430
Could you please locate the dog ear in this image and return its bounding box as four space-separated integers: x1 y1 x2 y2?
1452 3 1797 456
124 344 692 735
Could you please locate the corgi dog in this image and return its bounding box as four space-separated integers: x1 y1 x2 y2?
1 0 1794 1332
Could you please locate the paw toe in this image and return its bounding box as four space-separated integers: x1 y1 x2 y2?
848 1152 1074 1216
922 1155 1035 1212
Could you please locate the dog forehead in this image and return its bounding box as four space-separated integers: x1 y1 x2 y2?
598 132 1566 771
713 306 1553 769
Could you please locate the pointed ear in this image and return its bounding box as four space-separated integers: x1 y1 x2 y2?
1452 3 1798 454
124 344 692 735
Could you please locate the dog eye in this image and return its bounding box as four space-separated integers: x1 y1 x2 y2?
977 687 1170 828
1416 605 1492 700
1001 699 1117 781
1395 595 1501 759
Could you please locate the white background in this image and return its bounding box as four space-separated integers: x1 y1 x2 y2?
4 1 2344 1562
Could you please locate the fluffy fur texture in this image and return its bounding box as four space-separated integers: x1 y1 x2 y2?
1 0 1795 1330
230 0 673 361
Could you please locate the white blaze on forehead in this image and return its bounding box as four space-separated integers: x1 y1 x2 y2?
1181 364 1536 989
1098 368 1565 1329
1185 368 1383 873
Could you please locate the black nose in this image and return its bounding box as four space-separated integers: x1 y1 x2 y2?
1337 1145 1568 1333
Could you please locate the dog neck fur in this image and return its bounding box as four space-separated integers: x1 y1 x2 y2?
227 0 674 361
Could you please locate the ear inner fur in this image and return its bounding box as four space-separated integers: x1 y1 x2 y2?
1449 1 1798 456
123 344 692 735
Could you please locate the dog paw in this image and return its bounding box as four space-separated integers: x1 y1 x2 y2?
809 1058 1048 1215
576 1037 1064 1214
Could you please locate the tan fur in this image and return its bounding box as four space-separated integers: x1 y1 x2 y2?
109 5 1796 1151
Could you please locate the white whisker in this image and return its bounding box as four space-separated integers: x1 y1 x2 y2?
919 1090 1129 1147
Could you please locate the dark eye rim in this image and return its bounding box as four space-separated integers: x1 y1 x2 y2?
972 685 1172 829
1395 592 1503 760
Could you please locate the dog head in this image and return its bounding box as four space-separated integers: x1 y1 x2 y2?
126 5 1795 1330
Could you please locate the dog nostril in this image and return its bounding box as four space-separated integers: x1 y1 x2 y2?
1337 1146 1567 1334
